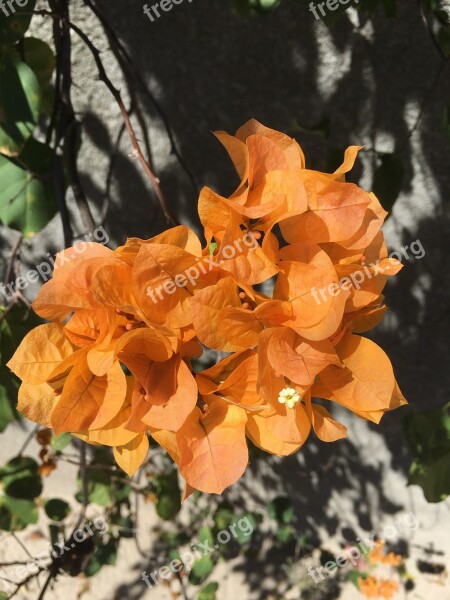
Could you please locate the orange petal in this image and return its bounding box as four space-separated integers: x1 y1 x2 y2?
113 433 149 477
7 323 74 385
191 277 244 352
312 335 395 413
176 399 248 494
51 360 127 434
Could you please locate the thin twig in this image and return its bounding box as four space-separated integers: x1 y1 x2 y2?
3 235 23 288
29 8 180 225
84 0 199 196
67 21 179 226
17 424 40 457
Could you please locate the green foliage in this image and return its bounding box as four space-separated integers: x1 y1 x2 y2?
0 139 58 237
0 305 43 431
153 468 182 520
84 538 118 577
51 432 73 452
0 496 39 530
44 498 71 522
76 464 129 507
267 495 295 542
189 555 215 584
0 455 42 499
0 456 42 531
0 10 58 237
0 53 41 156
0 0 37 46
199 581 219 600
404 403 450 502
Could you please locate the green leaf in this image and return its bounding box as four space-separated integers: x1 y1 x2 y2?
437 25 450 56
0 304 42 364
403 403 450 502
0 496 38 530
199 581 219 600
0 53 41 156
267 496 294 524
381 0 397 17
349 569 369 587
22 38 56 87
189 555 214 584
276 524 294 543
444 104 450 138
45 498 71 522
51 432 72 452
213 502 234 531
0 373 18 432
0 503 12 531
0 138 58 237
84 539 118 577
372 153 404 211
0 0 37 46
77 471 113 507
232 512 257 545
199 526 215 547
0 456 42 499
154 469 181 520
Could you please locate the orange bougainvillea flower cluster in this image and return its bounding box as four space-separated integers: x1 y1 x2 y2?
8 119 407 495
357 575 399 600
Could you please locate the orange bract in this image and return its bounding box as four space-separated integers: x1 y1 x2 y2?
7 120 406 494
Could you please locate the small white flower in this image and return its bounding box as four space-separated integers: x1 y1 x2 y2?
277 387 301 409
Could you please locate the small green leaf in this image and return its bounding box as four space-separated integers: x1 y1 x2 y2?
404 403 450 502
0 0 37 46
0 456 42 500
23 38 56 87
276 525 294 543
77 472 112 507
51 432 72 452
437 25 450 56
189 555 214 584
0 54 41 156
213 502 234 531
199 581 219 600
0 138 58 237
84 539 118 577
0 374 18 432
232 512 257 544
45 498 71 522
267 496 294 524
0 496 39 530
154 469 181 520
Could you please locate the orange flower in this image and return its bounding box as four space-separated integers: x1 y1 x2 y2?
8 120 407 492
358 575 399 599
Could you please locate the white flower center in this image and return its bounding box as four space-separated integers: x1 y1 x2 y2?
277 387 300 409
